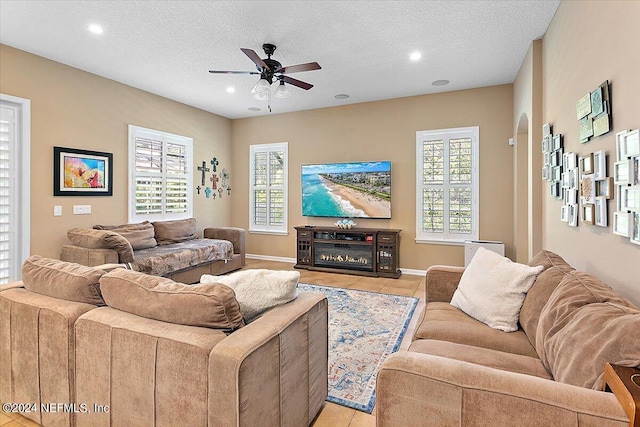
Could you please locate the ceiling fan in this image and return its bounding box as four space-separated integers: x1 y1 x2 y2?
209 43 321 107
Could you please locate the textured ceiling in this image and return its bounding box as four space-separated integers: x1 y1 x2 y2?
0 1 559 119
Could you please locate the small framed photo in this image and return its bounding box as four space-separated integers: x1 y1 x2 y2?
593 150 606 180
580 174 596 204
544 152 551 166
551 181 561 198
560 205 569 222
613 211 632 237
621 186 640 212
543 123 552 138
566 188 578 205
594 197 607 227
632 213 640 245
580 153 594 175
568 204 578 227
551 150 560 167
562 172 571 188
595 177 614 199
582 204 595 224
614 159 631 186
542 136 551 153
553 166 561 182
570 169 579 188
553 134 562 151
616 129 640 160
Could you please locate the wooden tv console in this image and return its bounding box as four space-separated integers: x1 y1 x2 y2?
294 226 401 278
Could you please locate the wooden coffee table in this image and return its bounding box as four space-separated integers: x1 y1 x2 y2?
603 363 640 427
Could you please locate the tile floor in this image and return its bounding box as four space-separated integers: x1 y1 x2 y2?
0 258 426 427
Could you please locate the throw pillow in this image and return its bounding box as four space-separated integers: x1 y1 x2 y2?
67 228 134 263
21 255 106 306
200 269 299 322
152 218 197 245
450 247 544 332
94 222 157 250
100 269 244 331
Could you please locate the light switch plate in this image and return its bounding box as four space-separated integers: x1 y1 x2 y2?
73 205 91 215
54 205 62 216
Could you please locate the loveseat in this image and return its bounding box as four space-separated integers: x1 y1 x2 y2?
376 250 639 426
0 256 328 427
60 218 245 283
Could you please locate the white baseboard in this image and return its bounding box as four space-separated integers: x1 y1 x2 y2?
246 253 297 264
247 253 426 276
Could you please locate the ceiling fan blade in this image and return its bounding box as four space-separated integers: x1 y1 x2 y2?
282 75 313 90
279 62 321 74
241 48 270 72
208 70 260 75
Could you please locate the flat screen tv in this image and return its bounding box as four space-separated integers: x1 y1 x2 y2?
302 161 391 218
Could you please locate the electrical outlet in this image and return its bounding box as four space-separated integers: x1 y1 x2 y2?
73 205 91 215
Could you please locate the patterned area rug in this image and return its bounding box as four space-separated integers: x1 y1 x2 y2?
297 283 418 413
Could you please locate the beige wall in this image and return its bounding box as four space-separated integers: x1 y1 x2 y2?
539 1 640 305
0 44 232 259
231 85 515 270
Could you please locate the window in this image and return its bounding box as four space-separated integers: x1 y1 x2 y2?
416 126 479 243
0 94 30 283
249 142 288 234
128 125 193 223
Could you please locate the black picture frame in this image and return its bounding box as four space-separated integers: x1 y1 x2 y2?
53 146 113 196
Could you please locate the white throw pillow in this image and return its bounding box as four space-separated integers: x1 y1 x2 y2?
200 269 299 322
450 247 544 332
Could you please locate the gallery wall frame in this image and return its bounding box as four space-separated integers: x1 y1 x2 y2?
53 146 113 196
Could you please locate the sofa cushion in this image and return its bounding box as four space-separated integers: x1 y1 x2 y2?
200 269 299 322
67 228 134 263
94 222 157 250
21 255 106 305
413 302 538 358
450 248 543 332
100 269 244 331
519 265 574 349
536 271 638 389
152 218 197 245
527 249 572 271
409 339 552 380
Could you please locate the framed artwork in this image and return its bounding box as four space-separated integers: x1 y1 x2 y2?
580 153 594 175
568 204 578 227
621 186 640 212
580 174 596 204
614 159 631 186
613 211 632 237
582 204 595 224
560 205 569 222
616 129 640 160
593 150 606 180
594 197 607 227
53 146 113 196
553 134 562 151
595 177 614 199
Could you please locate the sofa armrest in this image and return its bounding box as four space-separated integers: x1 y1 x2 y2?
425 265 465 303
0 281 24 292
203 226 246 266
60 244 119 266
208 292 328 426
376 351 629 427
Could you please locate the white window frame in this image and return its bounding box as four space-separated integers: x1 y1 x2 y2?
415 126 479 244
128 125 193 223
249 142 288 235
0 94 30 283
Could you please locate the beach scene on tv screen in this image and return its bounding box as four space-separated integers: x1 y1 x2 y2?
302 161 391 218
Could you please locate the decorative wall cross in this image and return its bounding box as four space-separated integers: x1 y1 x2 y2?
197 161 210 186
210 174 219 189
196 185 201 195
204 187 212 198
210 157 219 172
218 188 224 198
227 186 232 196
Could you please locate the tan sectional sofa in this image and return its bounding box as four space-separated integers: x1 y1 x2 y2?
60 218 246 283
376 250 639 426
1 257 328 427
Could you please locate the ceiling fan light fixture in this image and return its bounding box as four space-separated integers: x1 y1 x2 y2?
274 81 291 99
252 90 269 101
252 78 271 94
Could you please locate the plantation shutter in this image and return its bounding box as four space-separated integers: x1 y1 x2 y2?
129 125 192 223
416 127 479 243
249 143 288 234
0 106 15 283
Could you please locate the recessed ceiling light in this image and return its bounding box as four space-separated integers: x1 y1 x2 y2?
410 51 421 61
248 107 261 112
226 86 235 94
87 24 104 35
432 79 450 86
334 94 350 99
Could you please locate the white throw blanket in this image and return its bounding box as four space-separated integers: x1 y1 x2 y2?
200 269 299 322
